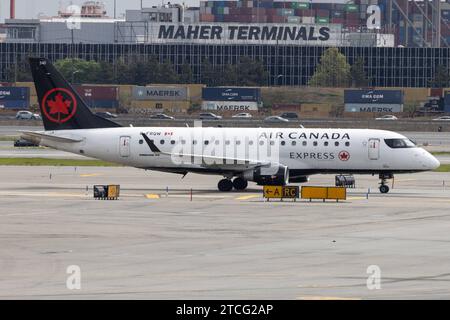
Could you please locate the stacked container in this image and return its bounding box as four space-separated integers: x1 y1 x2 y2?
74 85 119 109
0 87 30 109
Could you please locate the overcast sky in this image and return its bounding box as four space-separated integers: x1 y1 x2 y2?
0 0 198 22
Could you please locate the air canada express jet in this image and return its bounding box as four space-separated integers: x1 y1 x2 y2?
21 58 440 194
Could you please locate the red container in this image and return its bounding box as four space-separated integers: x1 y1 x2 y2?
331 17 345 24
316 9 329 17
430 88 443 98
267 15 286 23
75 85 118 100
229 8 241 15
200 13 215 22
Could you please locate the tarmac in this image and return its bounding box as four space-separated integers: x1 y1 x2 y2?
1 166 450 299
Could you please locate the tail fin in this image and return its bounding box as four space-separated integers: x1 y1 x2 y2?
29 57 121 131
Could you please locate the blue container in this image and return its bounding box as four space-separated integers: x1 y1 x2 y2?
344 90 404 104
0 100 29 109
88 99 119 109
202 87 261 102
0 87 30 101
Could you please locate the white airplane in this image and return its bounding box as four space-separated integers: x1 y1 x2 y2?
21 58 440 194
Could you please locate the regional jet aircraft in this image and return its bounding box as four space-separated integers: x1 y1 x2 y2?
21 58 440 193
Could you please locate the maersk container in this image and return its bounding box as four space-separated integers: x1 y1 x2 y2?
0 87 30 101
202 87 261 102
344 90 404 104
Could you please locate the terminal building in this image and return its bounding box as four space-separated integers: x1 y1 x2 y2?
0 0 450 87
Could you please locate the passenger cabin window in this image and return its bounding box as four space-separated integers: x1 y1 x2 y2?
384 139 416 148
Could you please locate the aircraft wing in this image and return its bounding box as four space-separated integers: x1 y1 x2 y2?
20 131 84 144
140 132 272 170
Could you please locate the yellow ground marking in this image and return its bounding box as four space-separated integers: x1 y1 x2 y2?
80 173 102 177
236 194 260 200
145 194 160 199
298 296 361 300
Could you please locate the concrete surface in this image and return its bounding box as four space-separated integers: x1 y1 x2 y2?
0 166 450 299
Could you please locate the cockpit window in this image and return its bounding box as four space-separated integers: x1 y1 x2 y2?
384 139 416 148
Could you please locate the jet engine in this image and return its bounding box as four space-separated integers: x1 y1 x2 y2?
243 165 289 186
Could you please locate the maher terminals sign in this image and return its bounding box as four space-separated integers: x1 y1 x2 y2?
149 23 342 45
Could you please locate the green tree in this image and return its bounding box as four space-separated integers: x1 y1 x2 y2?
114 58 136 84
179 63 194 84
220 64 238 86
309 48 351 87
201 59 217 86
350 57 369 87
430 64 450 88
236 57 268 86
7 58 33 82
54 58 102 84
153 59 179 84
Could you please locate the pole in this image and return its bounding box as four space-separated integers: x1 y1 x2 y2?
71 28 75 84
114 0 117 19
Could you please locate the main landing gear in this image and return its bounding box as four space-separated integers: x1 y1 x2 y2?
379 173 393 194
218 177 248 192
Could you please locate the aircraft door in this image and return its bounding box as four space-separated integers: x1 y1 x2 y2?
368 138 380 160
119 136 131 157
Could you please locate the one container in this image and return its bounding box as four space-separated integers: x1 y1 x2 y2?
202 87 261 102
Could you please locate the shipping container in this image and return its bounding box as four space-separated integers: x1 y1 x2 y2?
316 17 330 24
86 99 119 109
130 100 190 112
344 104 404 113
74 85 119 100
202 100 259 111
344 89 404 104
133 86 189 101
202 87 261 102
0 100 29 109
0 87 30 101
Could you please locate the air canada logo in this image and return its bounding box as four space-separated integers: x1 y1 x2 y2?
338 151 350 161
42 88 77 123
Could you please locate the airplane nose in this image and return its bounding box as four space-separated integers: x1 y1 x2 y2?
427 153 440 170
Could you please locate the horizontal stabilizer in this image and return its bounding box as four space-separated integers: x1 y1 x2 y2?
20 131 83 143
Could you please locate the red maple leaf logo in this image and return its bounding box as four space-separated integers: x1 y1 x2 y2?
47 93 71 115
339 151 350 161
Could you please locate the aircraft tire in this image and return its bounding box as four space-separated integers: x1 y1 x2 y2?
218 179 233 192
379 185 390 194
233 178 248 190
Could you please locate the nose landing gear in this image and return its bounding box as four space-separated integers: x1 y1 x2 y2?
379 173 393 194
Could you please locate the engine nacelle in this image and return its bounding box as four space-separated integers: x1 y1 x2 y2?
243 165 289 186
289 176 309 183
